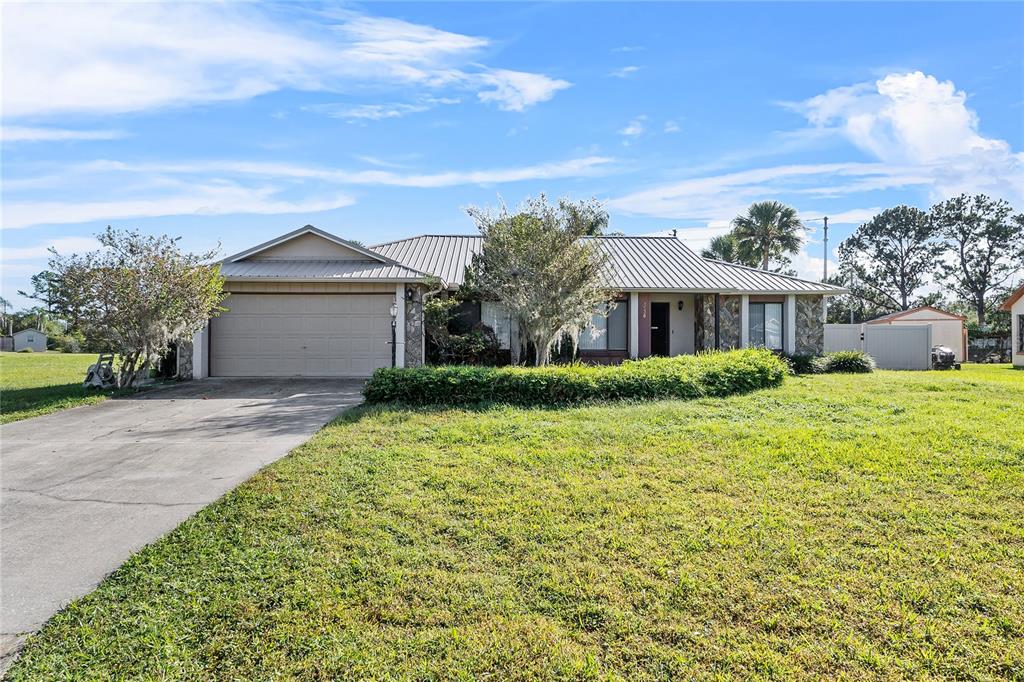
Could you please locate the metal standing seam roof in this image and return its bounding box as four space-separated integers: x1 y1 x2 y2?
219 259 428 281
371 234 846 295
371 235 483 287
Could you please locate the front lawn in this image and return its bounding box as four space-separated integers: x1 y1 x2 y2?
0 352 108 424
10 365 1023 679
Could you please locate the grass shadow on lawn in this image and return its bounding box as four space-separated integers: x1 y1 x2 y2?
0 383 113 424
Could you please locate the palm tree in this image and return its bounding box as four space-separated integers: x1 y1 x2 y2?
701 233 744 264
731 201 804 270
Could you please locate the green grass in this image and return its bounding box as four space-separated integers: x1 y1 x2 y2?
9 365 1024 680
0 352 110 423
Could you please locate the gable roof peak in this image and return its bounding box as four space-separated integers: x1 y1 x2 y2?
224 225 407 266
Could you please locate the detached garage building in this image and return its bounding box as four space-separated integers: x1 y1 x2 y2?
866 305 967 362
189 226 431 378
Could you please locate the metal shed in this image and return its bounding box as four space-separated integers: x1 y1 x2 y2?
13 329 47 352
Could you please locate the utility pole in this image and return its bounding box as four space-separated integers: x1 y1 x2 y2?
849 270 856 324
822 216 829 281
821 216 829 323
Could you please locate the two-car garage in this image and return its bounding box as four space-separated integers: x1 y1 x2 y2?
209 293 395 377
189 225 429 379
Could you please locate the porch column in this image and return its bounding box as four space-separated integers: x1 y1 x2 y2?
740 295 750 349
191 323 209 379
785 294 796 354
629 292 639 359
394 284 406 368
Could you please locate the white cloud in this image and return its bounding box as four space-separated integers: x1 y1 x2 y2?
609 66 641 78
619 116 646 138
0 237 101 261
608 162 927 219
1 4 568 117
305 96 462 121
476 70 571 112
0 127 127 143
663 120 680 133
790 71 1024 204
611 46 644 53
609 71 1022 225
3 156 614 229
2 185 355 230
32 156 614 190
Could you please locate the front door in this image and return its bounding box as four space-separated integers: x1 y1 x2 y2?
650 302 670 356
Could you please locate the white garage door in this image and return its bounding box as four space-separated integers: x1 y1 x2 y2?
211 293 393 377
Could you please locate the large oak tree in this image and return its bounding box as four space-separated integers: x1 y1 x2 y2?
930 194 1023 326
837 205 942 313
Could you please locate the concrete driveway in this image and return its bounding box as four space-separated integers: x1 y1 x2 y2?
1 378 364 664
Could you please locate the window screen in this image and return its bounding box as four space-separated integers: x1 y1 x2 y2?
580 301 628 351
480 302 512 349
607 301 628 350
579 311 607 350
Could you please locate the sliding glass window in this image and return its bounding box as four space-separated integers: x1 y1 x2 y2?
749 302 783 350
580 301 628 351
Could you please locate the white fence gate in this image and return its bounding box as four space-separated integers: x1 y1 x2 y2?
824 323 932 370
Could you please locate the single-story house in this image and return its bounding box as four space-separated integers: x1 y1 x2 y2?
1001 284 1024 368
184 225 845 379
865 305 967 362
13 328 47 352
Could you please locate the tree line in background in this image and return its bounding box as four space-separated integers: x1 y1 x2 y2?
703 194 1024 331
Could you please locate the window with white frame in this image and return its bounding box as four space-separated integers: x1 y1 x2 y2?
580 301 628 351
749 302 783 350
480 301 512 349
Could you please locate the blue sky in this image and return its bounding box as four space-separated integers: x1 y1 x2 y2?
2 1 1022 307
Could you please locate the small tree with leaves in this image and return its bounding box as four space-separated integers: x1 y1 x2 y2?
930 194 1023 326
837 205 942 313
466 195 612 366
47 227 226 387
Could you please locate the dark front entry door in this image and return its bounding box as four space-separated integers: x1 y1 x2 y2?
650 302 670 356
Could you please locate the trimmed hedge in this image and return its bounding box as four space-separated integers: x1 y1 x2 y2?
364 348 787 406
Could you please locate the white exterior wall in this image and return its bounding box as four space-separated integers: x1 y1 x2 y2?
784 295 796 355
648 293 695 355
192 324 209 379
1012 297 1024 368
628 292 639 359
13 330 47 352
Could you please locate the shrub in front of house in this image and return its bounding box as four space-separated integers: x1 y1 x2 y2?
364 348 787 406
818 350 876 373
783 353 823 375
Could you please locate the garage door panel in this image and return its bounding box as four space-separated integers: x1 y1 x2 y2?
211 293 394 377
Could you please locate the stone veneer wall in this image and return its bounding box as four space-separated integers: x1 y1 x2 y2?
176 340 194 380
719 296 741 349
404 285 425 368
795 295 824 355
700 295 716 350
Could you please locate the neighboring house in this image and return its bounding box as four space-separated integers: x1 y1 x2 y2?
865 306 967 362
185 226 845 379
13 328 47 352
1001 284 1024 368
